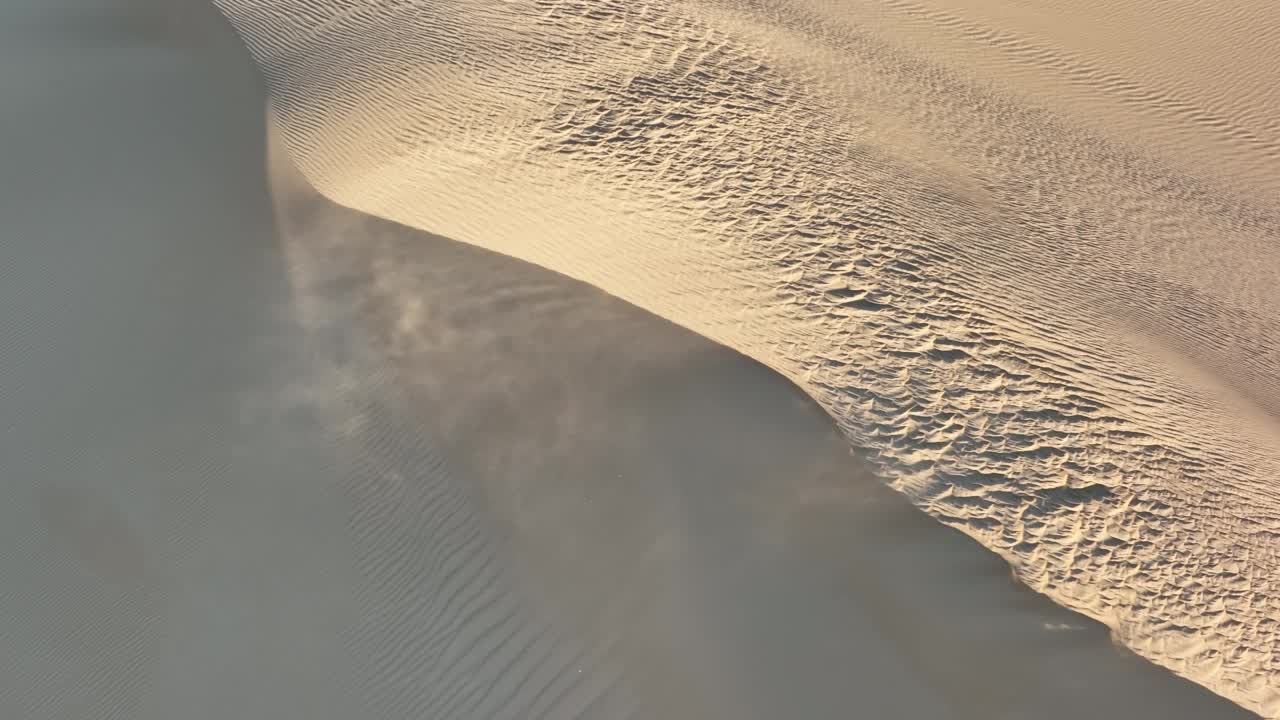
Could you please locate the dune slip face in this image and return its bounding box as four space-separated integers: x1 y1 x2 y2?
213 0 1280 714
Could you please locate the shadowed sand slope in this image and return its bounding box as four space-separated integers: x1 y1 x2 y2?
215 0 1280 714
269 134 1260 719
0 1 1263 718
0 0 1275 718
0 0 1275 717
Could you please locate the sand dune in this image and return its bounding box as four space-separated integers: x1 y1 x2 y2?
269 131 1259 718
214 0 1280 714
2 0 1276 716
2 3 1251 715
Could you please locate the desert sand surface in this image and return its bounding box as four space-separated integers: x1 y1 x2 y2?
271 132 1260 719
0 0 1275 717
213 0 1280 714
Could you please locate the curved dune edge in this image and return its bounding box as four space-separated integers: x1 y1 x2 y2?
214 0 1280 715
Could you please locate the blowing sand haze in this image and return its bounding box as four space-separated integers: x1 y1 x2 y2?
214 0 1280 714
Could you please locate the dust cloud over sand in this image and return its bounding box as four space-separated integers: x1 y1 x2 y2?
214 0 1280 714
